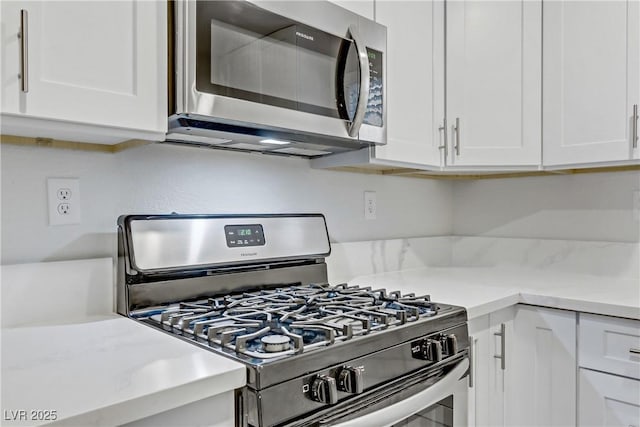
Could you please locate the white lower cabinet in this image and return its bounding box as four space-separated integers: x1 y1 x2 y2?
120 392 235 427
510 305 577 427
468 305 576 427
579 368 640 427
578 314 640 427
467 306 515 427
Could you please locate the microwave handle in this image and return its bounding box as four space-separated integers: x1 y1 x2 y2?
330 358 469 427
347 25 370 138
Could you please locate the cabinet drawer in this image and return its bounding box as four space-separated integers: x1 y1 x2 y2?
579 314 640 379
578 368 640 426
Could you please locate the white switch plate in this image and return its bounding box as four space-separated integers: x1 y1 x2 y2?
633 190 640 222
47 178 81 225
364 191 377 220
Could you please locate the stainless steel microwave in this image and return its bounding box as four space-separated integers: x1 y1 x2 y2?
167 0 387 158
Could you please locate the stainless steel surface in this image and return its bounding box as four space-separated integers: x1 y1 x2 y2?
291 357 467 427
494 323 506 370
468 335 474 388
253 324 468 426
633 104 638 149
124 214 329 273
117 213 469 427
453 117 460 156
438 118 448 160
347 24 370 138
19 9 28 93
630 348 640 355
170 0 387 158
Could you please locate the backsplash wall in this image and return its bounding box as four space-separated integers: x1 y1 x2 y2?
0 143 453 264
453 170 640 242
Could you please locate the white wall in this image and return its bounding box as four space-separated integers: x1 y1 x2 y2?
452 171 640 242
0 143 454 264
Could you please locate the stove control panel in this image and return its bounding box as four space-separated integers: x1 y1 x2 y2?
411 333 459 362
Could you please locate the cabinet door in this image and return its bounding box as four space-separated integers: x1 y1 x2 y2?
508 306 577 427
544 1 640 166
372 0 445 167
0 1 22 115
1 1 166 138
467 315 490 427
446 0 542 167
579 368 640 427
327 0 374 20
487 306 516 427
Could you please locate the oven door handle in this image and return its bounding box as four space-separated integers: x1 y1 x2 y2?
331 358 469 427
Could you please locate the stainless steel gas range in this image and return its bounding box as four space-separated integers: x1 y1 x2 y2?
116 214 469 427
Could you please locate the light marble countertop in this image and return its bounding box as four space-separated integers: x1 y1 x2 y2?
1 315 246 426
347 266 640 320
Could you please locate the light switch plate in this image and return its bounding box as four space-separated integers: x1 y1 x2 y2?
47 178 81 225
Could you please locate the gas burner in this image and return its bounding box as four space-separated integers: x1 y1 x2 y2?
261 334 291 353
134 283 452 361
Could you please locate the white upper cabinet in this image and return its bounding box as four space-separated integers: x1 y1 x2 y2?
446 0 542 167
327 0 374 20
372 0 445 167
543 1 640 166
0 0 167 143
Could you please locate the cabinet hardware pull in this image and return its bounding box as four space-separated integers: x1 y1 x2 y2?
19 9 28 93
454 117 461 156
494 323 506 370
630 348 640 355
438 118 448 160
633 104 638 149
468 335 474 388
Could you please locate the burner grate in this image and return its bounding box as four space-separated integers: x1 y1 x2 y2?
133 283 444 361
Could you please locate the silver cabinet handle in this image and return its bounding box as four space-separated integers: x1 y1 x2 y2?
347 25 370 138
454 117 461 156
494 323 506 370
468 335 474 388
19 9 28 93
438 118 448 159
630 348 640 355
633 104 638 149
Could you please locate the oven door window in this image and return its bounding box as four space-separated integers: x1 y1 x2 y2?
195 1 359 121
391 396 453 427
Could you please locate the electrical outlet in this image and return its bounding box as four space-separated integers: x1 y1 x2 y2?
633 190 640 222
48 178 81 225
364 191 377 220
57 188 72 200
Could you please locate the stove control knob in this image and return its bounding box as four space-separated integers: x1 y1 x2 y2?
338 366 364 394
423 339 443 362
440 334 459 356
311 375 338 405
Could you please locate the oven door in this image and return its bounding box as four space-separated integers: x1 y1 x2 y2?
287 357 468 427
175 0 385 144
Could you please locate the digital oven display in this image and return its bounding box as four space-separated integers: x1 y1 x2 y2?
225 224 265 248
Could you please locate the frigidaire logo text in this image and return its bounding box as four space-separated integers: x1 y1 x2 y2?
241 252 258 257
295 31 314 41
